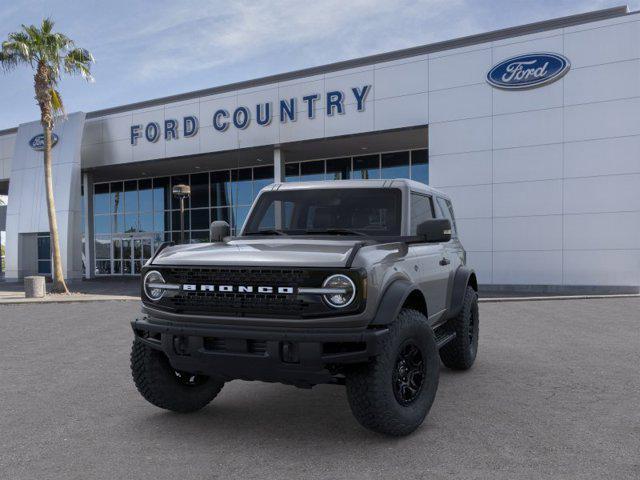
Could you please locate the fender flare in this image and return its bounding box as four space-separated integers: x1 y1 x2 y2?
370 279 422 326
447 266 477 319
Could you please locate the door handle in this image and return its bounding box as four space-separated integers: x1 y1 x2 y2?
439 257 450 266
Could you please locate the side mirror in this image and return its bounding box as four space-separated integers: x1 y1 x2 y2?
210 221 231 242
416 219 452 243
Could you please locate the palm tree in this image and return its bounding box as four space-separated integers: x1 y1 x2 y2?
0 18 93 293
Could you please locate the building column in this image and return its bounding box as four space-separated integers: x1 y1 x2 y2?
83 172 94 279
273 147 285 183
273 147 286 229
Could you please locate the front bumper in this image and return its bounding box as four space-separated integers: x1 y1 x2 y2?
131 316 389 387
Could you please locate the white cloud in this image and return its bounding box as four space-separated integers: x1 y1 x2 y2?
102 0 475 81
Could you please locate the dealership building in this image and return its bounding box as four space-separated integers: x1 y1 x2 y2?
0 6 639 292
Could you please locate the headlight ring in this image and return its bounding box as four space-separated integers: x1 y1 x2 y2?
143 270 166 301
322 274 356 308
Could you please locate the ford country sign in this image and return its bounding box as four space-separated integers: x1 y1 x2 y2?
487 53 570 90
29 133 59 151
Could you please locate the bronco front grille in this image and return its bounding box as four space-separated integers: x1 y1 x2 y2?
143 266 364 318
151 266 338 318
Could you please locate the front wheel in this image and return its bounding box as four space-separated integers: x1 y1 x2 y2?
345 309 440 436
131 341 224 413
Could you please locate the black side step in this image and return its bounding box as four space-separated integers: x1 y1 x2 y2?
435 331 456 349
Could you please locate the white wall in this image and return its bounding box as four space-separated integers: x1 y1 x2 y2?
4 113 85 280
429 13 640 287
0 132 16 180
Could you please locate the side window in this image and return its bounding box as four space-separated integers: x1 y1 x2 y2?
410 192 435 235
436 197 458 239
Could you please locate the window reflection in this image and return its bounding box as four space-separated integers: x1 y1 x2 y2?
326 158 350 180
94 183 110 214
411 149 429 185
353 155 380 179
110 182 123 215
138 179 153 212
381 152 410 180
171 210 190 232
285 163 299 182
210 171 231 207
231 168 252 206
190 173 209 208
124 180 138 213
153 177 170 212
253 166 273 198
190 208 210 230
300 160 324 181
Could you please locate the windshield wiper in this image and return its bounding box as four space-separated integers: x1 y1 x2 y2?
305 228 368 237
244 229 287 236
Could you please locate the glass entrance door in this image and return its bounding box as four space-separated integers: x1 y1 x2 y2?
111 234 155 275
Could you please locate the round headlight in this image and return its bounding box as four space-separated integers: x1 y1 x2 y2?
143 270 165 301
322 274 356 308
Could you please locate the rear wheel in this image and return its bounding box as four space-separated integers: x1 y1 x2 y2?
131 340 224 413
439 286 479 370
345 308 439 436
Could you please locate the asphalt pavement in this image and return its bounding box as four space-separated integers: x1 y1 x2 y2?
1 298 639 479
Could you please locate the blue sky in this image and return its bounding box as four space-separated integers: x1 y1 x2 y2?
0 0 638 130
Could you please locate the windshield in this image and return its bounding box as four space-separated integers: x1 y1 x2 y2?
243 188 402 236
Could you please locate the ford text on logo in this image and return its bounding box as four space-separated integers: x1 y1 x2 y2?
130 85 371 146
29 133 59 151
487 53 570 90
181 284 295 294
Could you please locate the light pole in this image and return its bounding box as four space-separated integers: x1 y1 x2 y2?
172 184 191 244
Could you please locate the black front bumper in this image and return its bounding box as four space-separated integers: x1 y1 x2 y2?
131 317 388 387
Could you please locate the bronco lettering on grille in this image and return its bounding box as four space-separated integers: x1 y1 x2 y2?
181 284 295 294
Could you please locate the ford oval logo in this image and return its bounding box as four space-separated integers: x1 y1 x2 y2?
29 133 59 151
487 53 570 90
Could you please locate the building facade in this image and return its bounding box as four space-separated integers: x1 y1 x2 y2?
0 6 639 291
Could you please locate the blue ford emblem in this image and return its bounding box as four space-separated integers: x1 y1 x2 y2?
487 53 570 90
29 133 59 151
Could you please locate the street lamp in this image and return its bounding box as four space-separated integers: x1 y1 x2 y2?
172 184 191 244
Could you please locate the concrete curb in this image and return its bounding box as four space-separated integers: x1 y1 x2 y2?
0 295 139 305
479 293 640 303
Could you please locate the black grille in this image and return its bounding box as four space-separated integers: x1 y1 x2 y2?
157 267 318 317
164 267 310 286
203 338 267 356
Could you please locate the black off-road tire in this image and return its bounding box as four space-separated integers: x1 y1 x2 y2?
345 309 439 436
131 340 224 413
439 286 479 370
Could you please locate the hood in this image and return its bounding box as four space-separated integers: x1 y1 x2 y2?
152 238 362 268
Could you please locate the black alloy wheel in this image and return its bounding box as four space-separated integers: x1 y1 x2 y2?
392 341 426 406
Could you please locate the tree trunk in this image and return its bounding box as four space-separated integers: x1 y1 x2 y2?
43 124 69 294
35 63 68 294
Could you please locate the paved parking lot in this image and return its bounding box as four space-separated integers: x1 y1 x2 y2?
1 298 639 479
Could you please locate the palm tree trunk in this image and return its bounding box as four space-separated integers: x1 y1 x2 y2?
43 124 68 294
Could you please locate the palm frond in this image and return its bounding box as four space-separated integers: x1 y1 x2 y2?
41 17 55 35
1 31 33 65
50 87 64 114
0 38 31 70
64 47 94 81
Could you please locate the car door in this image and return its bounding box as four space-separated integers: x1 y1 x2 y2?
435 196 464 308
408 192 450 321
